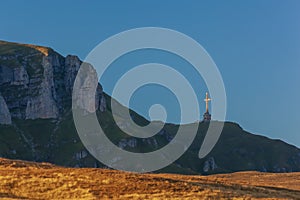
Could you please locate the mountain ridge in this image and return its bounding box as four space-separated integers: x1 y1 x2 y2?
0 40 53 56
0 40 299 175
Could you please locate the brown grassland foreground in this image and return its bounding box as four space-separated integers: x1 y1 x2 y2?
0 158 300 199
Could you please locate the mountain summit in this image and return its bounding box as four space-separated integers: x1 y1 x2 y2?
0 40 300 174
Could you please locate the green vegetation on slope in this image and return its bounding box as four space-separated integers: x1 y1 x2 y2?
1 104 300 175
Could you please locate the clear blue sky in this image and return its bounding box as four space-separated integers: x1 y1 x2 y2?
1 1 300 147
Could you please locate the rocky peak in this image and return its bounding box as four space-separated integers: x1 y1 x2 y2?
0 41 106 124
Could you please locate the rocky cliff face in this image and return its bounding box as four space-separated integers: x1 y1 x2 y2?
0 41 106 123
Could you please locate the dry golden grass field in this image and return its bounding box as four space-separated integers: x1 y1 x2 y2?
0 158 300 199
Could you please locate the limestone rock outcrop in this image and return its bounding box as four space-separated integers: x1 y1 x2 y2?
0 93 11 125
203 157 218 172
0 41 106 124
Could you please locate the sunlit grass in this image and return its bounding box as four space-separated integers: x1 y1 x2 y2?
0 158 300 199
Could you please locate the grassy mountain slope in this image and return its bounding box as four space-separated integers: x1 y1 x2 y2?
1 94 299 174
0 40 299 175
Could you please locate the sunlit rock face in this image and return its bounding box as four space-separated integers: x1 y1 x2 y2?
25 55 59 119
0 41 106 124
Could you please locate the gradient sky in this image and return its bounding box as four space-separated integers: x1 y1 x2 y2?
1 1 300 147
